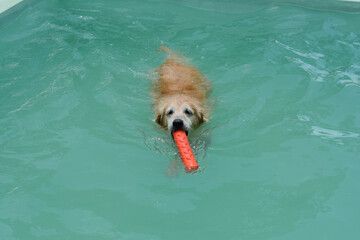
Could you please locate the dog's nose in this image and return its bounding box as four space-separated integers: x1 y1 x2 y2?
173 119 184 129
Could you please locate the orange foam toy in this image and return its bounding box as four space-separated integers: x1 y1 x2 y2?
173 130 199 172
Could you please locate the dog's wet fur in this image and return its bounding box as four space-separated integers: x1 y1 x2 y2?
151 46 211 136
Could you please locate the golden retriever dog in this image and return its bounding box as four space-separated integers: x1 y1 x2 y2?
151 46 211 136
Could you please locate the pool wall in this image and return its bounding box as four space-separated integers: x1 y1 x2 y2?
0 0 38 24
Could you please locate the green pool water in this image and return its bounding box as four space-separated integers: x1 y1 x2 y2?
1 0 360 239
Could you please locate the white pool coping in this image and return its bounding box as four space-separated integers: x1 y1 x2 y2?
0 0 23 14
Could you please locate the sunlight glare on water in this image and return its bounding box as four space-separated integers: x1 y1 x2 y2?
0 0 359 239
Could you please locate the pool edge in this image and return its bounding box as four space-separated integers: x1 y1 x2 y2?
0 0 24 14
0 0 39 24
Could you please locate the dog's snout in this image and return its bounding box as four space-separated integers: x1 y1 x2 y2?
173 119 184 129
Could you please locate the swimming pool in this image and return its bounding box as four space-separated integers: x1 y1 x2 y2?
0 0 359 239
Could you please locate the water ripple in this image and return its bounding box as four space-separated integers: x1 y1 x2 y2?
336 64 360 87
287 57 328 82
311 126 359 144
276 40 325 60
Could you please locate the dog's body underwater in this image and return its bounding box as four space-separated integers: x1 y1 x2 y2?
151 46 211 135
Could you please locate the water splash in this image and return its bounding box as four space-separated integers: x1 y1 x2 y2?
142 130 177 157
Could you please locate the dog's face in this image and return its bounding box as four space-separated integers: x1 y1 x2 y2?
155 95 208 135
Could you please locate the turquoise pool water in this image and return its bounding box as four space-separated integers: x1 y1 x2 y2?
1 0 360 239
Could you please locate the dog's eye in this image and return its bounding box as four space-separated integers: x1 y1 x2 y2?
166 110 174 116
184 109 193 115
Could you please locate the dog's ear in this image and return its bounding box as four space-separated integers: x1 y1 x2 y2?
193 106 209 124
154 113 162 125
199 111 209 124
154 111 167 129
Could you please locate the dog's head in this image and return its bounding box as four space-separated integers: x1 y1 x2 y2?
154 95 208 135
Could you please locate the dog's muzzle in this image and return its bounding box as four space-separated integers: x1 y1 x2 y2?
171 119 188 138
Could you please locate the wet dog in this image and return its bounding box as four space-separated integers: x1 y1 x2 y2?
151 46 211 136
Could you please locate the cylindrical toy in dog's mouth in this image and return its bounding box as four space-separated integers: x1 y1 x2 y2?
172 130 199 172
